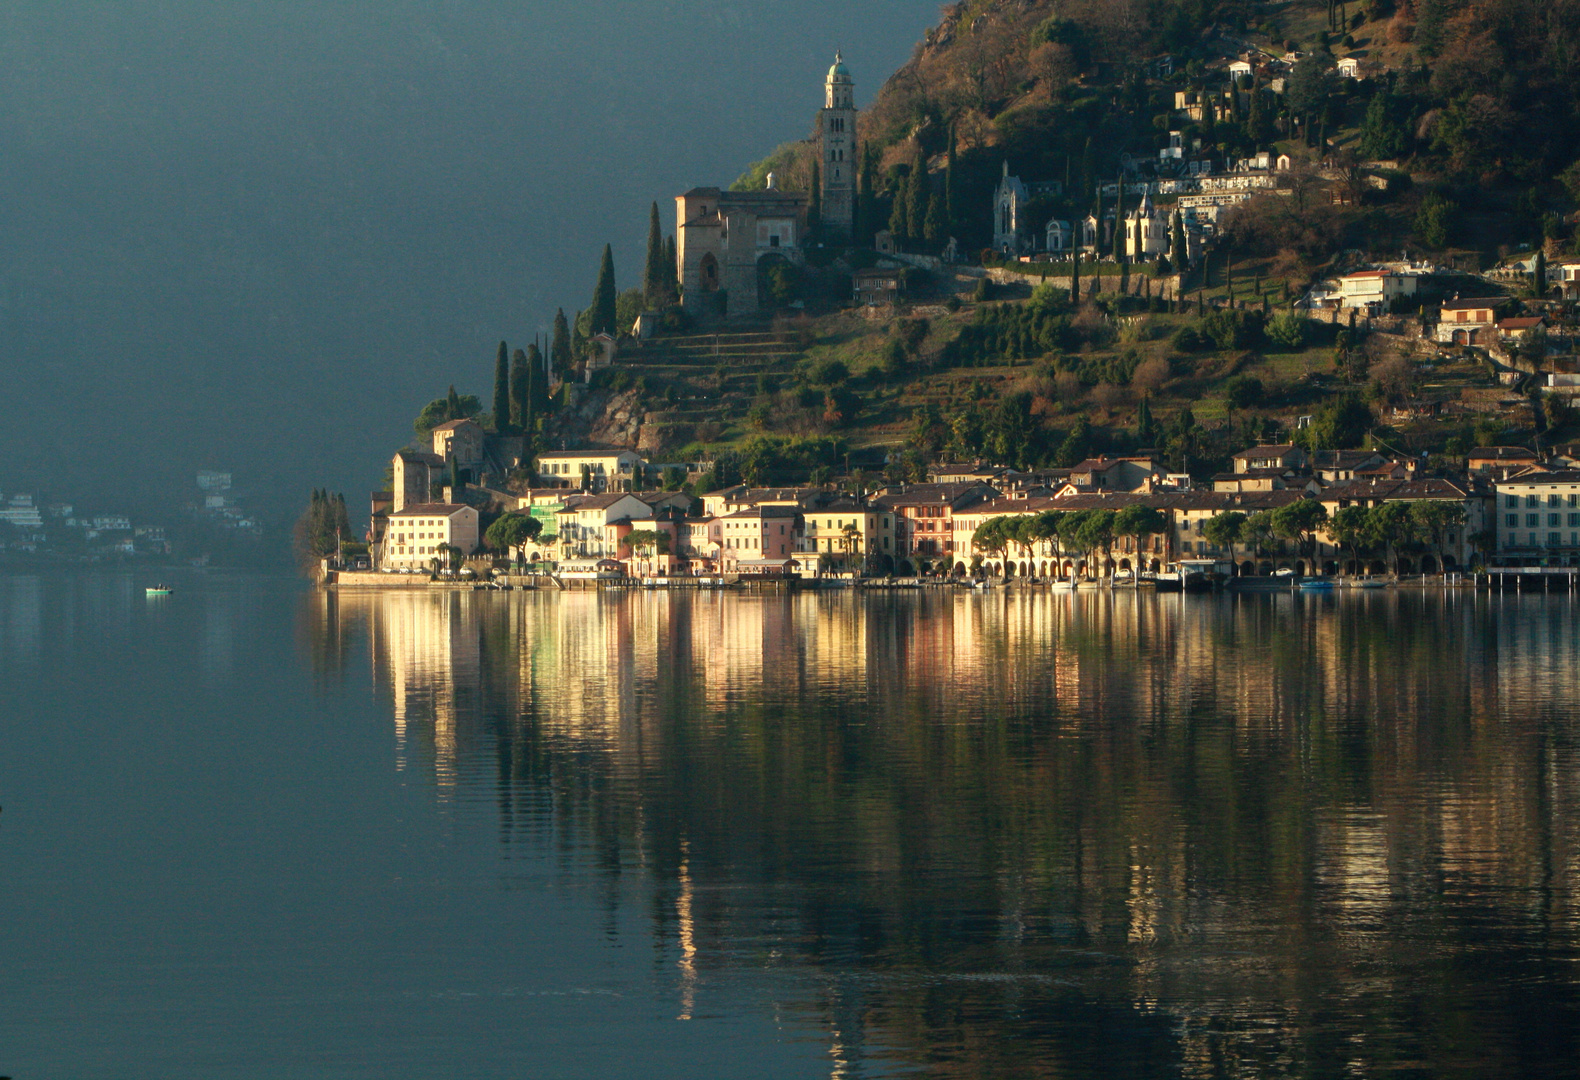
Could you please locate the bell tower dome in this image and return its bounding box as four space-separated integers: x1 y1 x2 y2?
819 52 857 239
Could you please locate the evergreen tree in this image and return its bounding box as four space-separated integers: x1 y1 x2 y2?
590 244 617 335
924 191 945 244
945 126 957 233
1171 210 1187 268
907 158 929 248
1070 247 1081 304
1112 176 1125 266
446 384 462 420
526 341 548 420
510 348 528 430
551 309 572 378
643 202 667 307
808 159 821 233
664 235 678 297
1535 248 1548 297
492 341 510 433
856 149 874 244
889 169 910 243
1137 394 1156 445
571 310 586 362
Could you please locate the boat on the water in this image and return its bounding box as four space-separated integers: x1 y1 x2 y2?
1351 579 1390 589
146 585 174 596
1298 579 1337 591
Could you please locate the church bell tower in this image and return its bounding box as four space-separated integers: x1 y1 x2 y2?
819 52 856 240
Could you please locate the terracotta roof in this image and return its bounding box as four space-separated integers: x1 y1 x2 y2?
429 419 480 432
1498 316 1546 330
1234 444 1298 457
538 449 638 459
1469 446 1537 460
1440 297 1505 310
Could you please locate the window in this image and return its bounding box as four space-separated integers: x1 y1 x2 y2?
1553 514 1564 527
1528 514 1540 527
1570 494 1578 508
1570 514 1580 528
1527 495 1540 508
1552 532 1563 547
1506 495 1519 508
1551 495 1564 507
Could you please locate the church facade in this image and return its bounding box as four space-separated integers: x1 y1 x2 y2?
676 55 854 316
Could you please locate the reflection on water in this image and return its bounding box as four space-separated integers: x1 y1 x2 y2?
310 588 1580 1078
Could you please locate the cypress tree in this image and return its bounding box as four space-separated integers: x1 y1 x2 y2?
1171 210 1187 268
945 126 957 232
907 158 929 248
571 310 586 361
527 341 549 416
510 348 528 430
492 341 510 432
643 202 666 307
924 191 944 244
889 169 910 243
590 244 617 335
808 159 821 233
1535 248 1548 296
1070 247 1081 305
1113 176 1125 266
551 309 572 378
855 149 873 244
446 384 462 420
664 235 678 297
1137 394 1155 444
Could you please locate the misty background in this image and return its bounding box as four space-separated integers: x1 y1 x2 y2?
0 0 935 529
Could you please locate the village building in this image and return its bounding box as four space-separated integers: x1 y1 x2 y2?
990 162 1064 255
381 503 480 570
874 482 998 562
1233 444 1309 473
536 449 644 492
1329 270 1418 313
392 448 447 512
1435 297 1505 345
800 500 892 565
1490 469 1580 567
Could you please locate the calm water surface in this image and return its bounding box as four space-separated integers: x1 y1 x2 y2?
1 573 1577 1078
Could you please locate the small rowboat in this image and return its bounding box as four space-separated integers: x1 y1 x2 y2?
146 585 174 596
1298 579 1337 591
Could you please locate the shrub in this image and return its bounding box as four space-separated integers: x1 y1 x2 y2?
1266 311 1312 351
1200 309 1265 351
1171 325 1205 351
1224 374 1265 410
809 358 850 385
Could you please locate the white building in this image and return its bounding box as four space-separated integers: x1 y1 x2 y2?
381 503 480 570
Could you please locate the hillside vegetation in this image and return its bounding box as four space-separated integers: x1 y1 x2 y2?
507 0 1580 492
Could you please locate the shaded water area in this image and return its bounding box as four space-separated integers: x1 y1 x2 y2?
2 574 1579 1077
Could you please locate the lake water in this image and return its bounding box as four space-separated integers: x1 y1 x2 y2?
1 574 1578 1078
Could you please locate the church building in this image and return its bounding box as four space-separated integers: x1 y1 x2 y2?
676 54 856 316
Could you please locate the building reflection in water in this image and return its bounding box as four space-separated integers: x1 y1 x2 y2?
309 588 1580 1078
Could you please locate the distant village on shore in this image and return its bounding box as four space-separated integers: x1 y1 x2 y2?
324 32 1580 593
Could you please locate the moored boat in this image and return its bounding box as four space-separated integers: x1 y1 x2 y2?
146 584 174 596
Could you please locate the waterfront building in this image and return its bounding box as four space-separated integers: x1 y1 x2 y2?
381 503 480 570
1491 468 1580 567
799 501 892 565
874 482 999 562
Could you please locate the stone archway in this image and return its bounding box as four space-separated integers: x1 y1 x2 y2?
1420 555 1438 574
1398 558 1415 574
1240 561 1255 576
